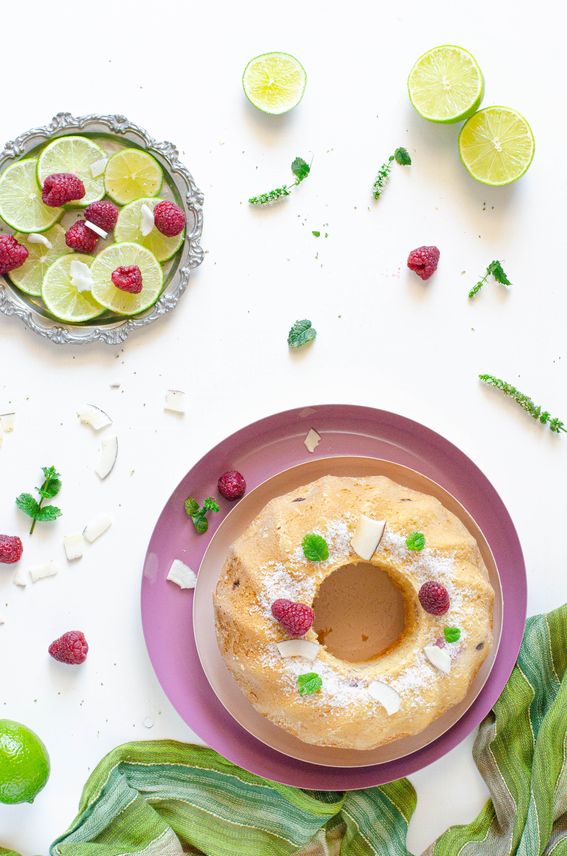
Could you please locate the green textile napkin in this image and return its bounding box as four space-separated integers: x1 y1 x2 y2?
2 605 566 855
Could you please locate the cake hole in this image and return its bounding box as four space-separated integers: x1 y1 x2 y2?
312 562 406 662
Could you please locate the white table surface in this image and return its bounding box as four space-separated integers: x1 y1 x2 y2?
1 0 566 852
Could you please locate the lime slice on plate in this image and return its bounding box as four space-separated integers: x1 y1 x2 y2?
37 136 106 207
104 150 163 205
114 197 184 262
9 224 72 296
243 52 306 114
0 159 62 233
408 45 484 123
90 242 163 315
459 106 535 186
42 254 104 323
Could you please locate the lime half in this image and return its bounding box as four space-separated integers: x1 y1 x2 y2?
9 225 72 296
408 45 484 123
91 242 163 315
0 159 62 233
37 136 106 207
42 254 104 323
104 150 163 205
243 52 306 114
459 106 535 186
114 197 184 262
0 719 50 805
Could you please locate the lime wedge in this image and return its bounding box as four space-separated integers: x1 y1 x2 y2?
9 225 72 296
114 197 184 262
0 159 62 233
42 254 105 323
459 106 535 186
408 45 484 123
37 136 106 207
243 52 306 114
104 150 163 205
90 242 163 315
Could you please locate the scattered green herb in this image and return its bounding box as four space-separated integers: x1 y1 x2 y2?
479 374 566 434
394 147 412 166
312 230 321 237
297 672 322 696
249 156 311 205
373 146 412 199
288 319 317 349
184 496 220 534
16 466 62 535
302 533 329 561
469 260 511 299
444 626 461 643
406 531 425 551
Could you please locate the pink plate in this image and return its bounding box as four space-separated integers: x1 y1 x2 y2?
141 405 526 789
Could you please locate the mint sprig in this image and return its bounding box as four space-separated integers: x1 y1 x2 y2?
373 146 412 200
184 496 220 534
302 533 329 561
297 672 322 696
444 626 461 643
16 465 62 535
406 531 425 551
249 156 311 205
469 260 511 299
288 319 317 349
479 374 566 434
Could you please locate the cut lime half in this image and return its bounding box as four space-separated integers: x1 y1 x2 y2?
0 159 62 233
42 254 104 323
459 106 535 186
9 225 72 296
90 242 163 315
104 150 163 205
408 45 484 123
243 52 306 114
37 136 106 207
114 197 184 262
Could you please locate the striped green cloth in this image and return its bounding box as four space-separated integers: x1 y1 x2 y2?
2 605 566 855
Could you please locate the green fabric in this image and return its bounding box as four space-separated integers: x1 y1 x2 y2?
2 605 565 856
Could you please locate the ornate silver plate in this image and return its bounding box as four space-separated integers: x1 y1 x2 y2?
0 113 204 345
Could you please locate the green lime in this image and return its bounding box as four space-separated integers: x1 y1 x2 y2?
9 224 72 296
104 149 163 205
0 159 62 233
459 106 535 186
91 242 163 315
37 136 106 207
0 719 50 804
243 52 306 114
114 197 184 262
42 253 105 323
408 45 484 123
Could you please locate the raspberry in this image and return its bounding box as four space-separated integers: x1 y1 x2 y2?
0 535 23 564
407 245 440 281
434 637 446 648
65 220 98 253
111 265 143 294
42 173 86 207
0 235 29 275
218 470 246 500
418 581 450 615
271 599 314 637
153 201 186 237
84 200 119 232
48 630 89 665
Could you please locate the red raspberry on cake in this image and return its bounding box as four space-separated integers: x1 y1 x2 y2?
407 245 440 281
0 535 23 564
84 200 119 233
42 173 86 207
271 599 314 637
111 265 143 294
418 581 450 615
48 630 89 665
0 235 29 275
218 470 246 500
65 220 99 253
153 201 186 237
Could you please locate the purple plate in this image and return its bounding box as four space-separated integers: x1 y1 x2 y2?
141 405 526 789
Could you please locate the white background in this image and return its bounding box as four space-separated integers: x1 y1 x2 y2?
1 0 566 852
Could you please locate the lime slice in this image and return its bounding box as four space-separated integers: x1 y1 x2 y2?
104 150 163 205
8 225 72 296
408 45 484 123
243 52 306 114
0 719 50 805
459 106 535 186
114 197 184 262
37 136 106 207
42 254 104 323
0 159 62 233
90 242 163 315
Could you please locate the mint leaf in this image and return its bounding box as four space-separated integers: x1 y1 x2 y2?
16 493 40 519
193 516 209 534
291 157 310 183
35 504 62 522
39 466 61 499
185 495 219 534
394 147 412 166
297 672 322 696
203 497 220 513
444 626 461 643
312 230 320 237
487 260 511 286
184 497 200 517
288 319 317 349
406 531 425 551
302 533 329 562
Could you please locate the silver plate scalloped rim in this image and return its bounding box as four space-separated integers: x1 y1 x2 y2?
0 113 204 345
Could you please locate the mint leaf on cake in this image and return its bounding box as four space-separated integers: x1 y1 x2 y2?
297 672 322 696
302 533 329 561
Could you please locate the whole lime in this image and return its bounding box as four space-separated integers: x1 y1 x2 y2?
0 719 50 804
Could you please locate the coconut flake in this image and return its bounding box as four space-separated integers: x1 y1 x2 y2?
63 534 85 561
84 513 112 543
77 404 113 431
70 260 94 293
140 203 155 237
276 639 320 661
30 561 59 583
424 644 452 674
13 565 28 587
90 157 108 178
164 390 186 414
368 680 401 715
304 427 321 453
85 220 108 239
95 434 118 479
28 232 52 249
0 413 15 433
351 515 386 561
167 559 197 590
